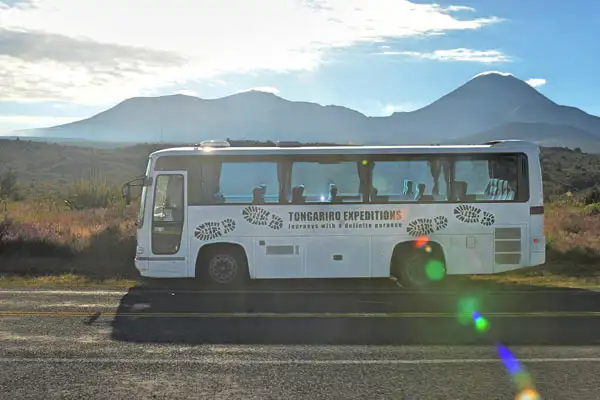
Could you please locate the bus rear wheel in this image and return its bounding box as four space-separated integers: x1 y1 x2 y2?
392 246 446 290
198 245 249 288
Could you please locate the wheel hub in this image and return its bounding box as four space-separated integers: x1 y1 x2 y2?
208 255 238 283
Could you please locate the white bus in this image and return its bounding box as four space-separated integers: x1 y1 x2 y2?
125 139 545 288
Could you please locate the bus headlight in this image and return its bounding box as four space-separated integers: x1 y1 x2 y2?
136 246 145 254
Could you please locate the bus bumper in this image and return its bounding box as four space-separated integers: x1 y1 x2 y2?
134 257 149 274
530 251 545 267
530 235 546 266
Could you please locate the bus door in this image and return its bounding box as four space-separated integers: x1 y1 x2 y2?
149 171 189 275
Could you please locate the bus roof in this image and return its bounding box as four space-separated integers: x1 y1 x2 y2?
149 140 540 158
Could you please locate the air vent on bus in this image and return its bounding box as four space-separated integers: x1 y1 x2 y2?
494 227 522 265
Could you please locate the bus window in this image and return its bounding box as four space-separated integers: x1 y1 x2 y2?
218 161 279 204
371 159 447 202
153 175 184 222
454 155 522 202
291 160 362 203
151 174 184 255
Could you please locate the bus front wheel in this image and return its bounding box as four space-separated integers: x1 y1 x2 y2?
197 245 249 288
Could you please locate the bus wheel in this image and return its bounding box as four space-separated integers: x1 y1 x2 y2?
199 245 248 288
393 247 446 290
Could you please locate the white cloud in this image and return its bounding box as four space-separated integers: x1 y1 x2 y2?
381 48 510 63
472 71 514 78
0 0 502 103
525 78 547 88
446 5 475 12
235 86 280 95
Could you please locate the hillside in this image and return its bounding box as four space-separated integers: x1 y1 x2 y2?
0 139 147 195
388 72 600 141
1 139 599 200
15 72 600 150
541 147 600 198
19 92 371 144
451 122 600 153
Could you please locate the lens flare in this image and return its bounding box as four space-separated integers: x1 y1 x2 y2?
425 260 445 281
497 344 521 375
473 314 490 333
456 305 541 398
497 344 539 397
457 297 479 325
514 371 534 391
515 388 541 400
415 236 428 248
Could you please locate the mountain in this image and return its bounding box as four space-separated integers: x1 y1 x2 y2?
450 122 600 153
374 72 600 144
14 72 600 151
20 91 370 144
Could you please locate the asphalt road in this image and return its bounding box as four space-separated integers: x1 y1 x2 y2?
1 279 600 399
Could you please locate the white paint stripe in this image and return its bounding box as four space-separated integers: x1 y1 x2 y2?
3 311 600 318
0 289 590 296
0 290 126 296
0 357 600 365
1 289 416 295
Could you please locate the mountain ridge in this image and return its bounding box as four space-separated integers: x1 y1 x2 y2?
12 72 600 151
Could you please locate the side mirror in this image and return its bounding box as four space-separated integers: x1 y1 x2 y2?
122 185 132 205
122 176 148 205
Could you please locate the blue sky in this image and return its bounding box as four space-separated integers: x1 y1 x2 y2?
1 0 599 132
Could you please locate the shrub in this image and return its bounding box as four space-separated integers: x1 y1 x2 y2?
584 203 600 216
545 203 600 265
0 169 22 206
0 200 138 277
64 179 123 210
584 188 600 205
0 216 74 257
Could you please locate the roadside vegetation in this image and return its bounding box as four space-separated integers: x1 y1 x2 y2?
0 176 138 284
1 139 600 288
471 194 600 288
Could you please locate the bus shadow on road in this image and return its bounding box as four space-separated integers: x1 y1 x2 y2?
110 281 600 346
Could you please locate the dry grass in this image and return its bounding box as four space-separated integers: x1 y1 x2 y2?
0 199 139 279
476 197 600 287
0 273 136 288
1 195 600 288
544 198 600 265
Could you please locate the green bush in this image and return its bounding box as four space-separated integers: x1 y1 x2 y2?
64 179 122 210
0 169 22 203
548 192 583 209
584 203 600 216
584 188 600 205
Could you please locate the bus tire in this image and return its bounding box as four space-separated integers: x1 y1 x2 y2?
198 245 249 288
392 245 446 290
